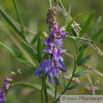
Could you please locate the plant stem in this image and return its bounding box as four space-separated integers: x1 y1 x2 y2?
44 84 49 103
54 78 57 101
49 0 52 8
41 75 47 103
13 0 25 33
54 57 76 102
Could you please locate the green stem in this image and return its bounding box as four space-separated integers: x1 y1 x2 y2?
13 0 25 33
55 57 77 102
54 78 57 101
49 0 52 8
65 35 103 51
73 40 78 55
58 0 67 14
41 75 47 103
44 84 49 103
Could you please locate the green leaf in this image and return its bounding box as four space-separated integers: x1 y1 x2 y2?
92 28 103 40
0 42 30 61
78 42 89 52
77 46 84 64
13 0 25 33
12 82 41 89
67 83 91 90
0 6 25 39
54 0 59 4
80 11 95 37
98 32 103 44
65 6 71 28
12 82 54 97
0 42 16 57
71 28 78 37
16 58 36 70
66 13 82 32
89 16 102 39
37 37 42 63
74 70 91 77
31 29 43 45
21 41 37 60
78 55 92 66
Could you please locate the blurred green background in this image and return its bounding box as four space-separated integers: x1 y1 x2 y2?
0 0 103 103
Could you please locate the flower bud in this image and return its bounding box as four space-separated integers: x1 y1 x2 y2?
5 78 13 82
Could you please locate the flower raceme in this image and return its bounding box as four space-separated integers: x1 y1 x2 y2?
34 7 68 84
0 78 13 103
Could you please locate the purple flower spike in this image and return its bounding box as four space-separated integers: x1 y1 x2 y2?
34 8 68 84
47 72 53 83
44 34 54 46
34 59 47 76
43 59 51 75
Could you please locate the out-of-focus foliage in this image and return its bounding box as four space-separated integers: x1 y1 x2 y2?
0 0 103 103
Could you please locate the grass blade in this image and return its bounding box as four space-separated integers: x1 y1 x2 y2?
89 16 102 39
65 6 71 28
37 37 42 63
66 13 82 32
0 6 25 39
0 42 16 57
16 58 36 70
13 0 25 33
31 29 43 45
92 28 103 40
98 32 103 44
21 41 37 60
80 11 95 37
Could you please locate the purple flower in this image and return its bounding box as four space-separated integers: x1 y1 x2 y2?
55 39 63 47
59 66 67 72
43 45 53 54
5 78 13 82
43 59 51 75
34 59 47 76
49 26 52 33
47 72 53 83
52 47 59 63
46 18 49 24
2 83 10 89
0 78 12 103
44 34 54 46
0 93 5 102
58 56 65 66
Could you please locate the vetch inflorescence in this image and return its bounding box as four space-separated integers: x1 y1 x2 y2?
0 78 13 102
34 7 68 84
